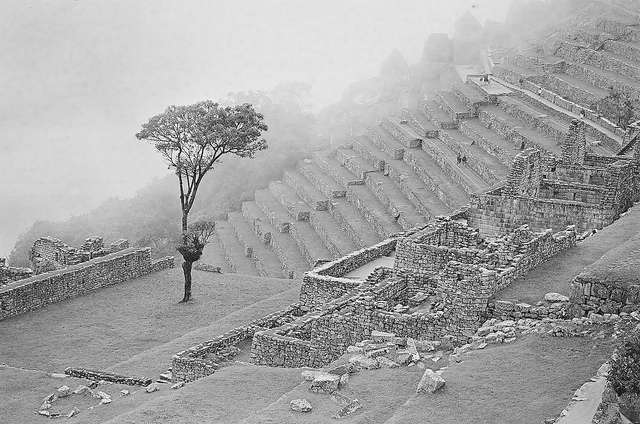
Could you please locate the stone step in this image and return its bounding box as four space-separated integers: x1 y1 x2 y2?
555 39 640 83
241 201 273 245
254 188 292 233
458 119 518 168
227 212 285 279
498 95 615 155
335 147 379 180
240 205 313 278
400 108 439 139
213 220 260 276
402 148 470 210
543 73 607 109
385 158 451 218
297 160 346 198
419 99 458 129
351 129 449 220
438 128 510 185
288 218 334 267
313 151 364 187
364 172 430 231
603 39 640 64
283 169 330 211
435 90 476 120
364 125 406 159
380 116 422 149
478 105 557 156
350 135 387 171
505 86 619 155
308 209 358 258
492 63 543 87
248 194 333 266
328 198 382 249
565 59 640 100
346 183 406 237
200 235 231 273
269 181 312 221
451 82 490 112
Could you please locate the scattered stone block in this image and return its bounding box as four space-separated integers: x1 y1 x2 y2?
331 392 354 407
309 373 340 394
371 330 396 343
348 354 380 370
417 369 445 394
120 390 131 396
376 356 400 368
333 399 363 419
290 398 312 412
67 408 80 418
396 353 412 365
339 373 349 388
545 292 570 302
73 385 93 397
145 383 160 393
327 363 358 375
171 381 185 390
57 385 71 398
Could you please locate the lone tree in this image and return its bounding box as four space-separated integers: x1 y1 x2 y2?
136 101 267 302
592 87 639 130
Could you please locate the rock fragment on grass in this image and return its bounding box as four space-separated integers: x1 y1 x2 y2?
416 369 445 394
333 399 363 419
544 292 569 302
73 385 93 397
171 381 185 390
309 373 340 394
145 383 160 393
290 398 312 412
376 356 399 368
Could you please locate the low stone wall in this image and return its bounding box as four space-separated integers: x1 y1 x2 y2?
490 299 569 320
468 190 619 236
569 232 640 316
172 304 302 382
299 237 398 307
64 367 152 387
0 248 174 321
0 261 32 286
458 120 514 168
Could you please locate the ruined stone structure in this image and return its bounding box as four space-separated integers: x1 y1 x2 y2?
0 258 32 286
29 236 130 275
468 120 639 236
0 248 173 321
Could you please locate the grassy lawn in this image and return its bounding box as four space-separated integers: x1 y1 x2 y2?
386 334 615 424
0 267 299 373
497 204 640 304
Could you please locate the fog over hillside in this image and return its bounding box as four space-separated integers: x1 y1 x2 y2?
0 0 510 259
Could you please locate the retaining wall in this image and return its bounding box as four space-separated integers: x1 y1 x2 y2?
0 248 174 321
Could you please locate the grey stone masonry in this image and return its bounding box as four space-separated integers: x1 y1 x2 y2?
400 109 439 139
0 248 174 321
0 258 32 286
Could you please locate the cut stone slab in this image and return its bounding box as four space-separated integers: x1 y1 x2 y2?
333 399 363 419
171 381 185 390
145 383 160 393
545 292 570 302
309 373 340 394
302 370 329 381
371 330 396 343
73 385 93 397
348 354 380 370
327 363 359 375
376 356 400 368
57 385 70 398
339 373 349 388
290 398 312 412
331 392 355 407
416 369 446 394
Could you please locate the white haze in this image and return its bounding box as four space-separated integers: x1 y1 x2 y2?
0 0 511 259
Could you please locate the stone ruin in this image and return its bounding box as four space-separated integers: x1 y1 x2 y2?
0 257 32 286
173 216 577 380
468 119 640 236
29 236 130 275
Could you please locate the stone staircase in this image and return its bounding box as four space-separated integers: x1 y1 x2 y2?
207 9 639 277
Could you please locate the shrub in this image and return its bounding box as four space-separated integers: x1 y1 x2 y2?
608 325 640 395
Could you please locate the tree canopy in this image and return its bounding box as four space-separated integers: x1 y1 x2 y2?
136 100 268 302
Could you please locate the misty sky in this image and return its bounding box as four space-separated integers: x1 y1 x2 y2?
0 0 511 259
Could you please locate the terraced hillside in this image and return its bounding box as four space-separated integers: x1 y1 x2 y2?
204 79 625 278
200 2 640 279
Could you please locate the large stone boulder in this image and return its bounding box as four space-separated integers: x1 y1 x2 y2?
416 369 445 394
545 292 570 302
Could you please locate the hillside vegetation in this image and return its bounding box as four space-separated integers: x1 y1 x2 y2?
8 82 323 267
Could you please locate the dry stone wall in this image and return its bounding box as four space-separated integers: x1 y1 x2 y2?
0 248 174 321
0 258 32 286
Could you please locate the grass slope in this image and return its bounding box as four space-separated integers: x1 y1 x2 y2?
0 268 298 373
496 205 640 304
386 335 615 424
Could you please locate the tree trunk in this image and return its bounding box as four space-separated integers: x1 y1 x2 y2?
181 210 189 242
181 259 193 302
